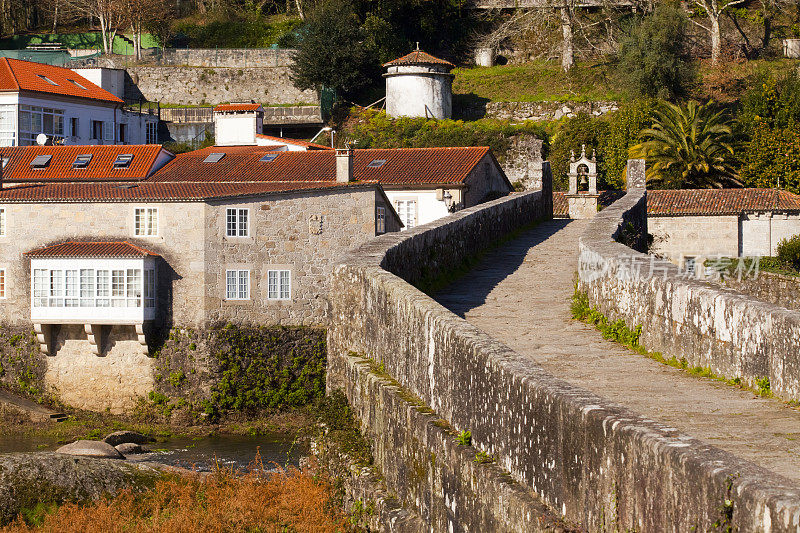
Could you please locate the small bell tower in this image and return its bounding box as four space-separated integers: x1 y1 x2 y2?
566 144 600 219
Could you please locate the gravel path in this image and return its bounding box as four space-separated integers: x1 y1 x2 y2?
435 218 800 482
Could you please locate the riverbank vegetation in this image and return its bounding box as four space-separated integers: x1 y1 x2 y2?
0 459 348 532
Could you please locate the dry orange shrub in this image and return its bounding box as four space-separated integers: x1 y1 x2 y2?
2 457 348 533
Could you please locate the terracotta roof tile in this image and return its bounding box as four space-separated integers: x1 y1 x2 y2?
150 145 491 186
0 58 123 103
255 134 332 150
0 145 169 182
383 50 454 69
214 103 261 112
26 241 158 258
0 181 374 202
553 189 800 217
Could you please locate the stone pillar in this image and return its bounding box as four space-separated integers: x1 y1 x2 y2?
34 323 53 356
84 324 106 356
475 48 496 67
626 159 646 190
135 323 149 355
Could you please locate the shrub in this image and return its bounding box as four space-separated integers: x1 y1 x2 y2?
548 114 609 191
739 69 800 131
739 121 800 194
173 16 301 48
602 100 657 189
777 234 800 270
615 5 695 100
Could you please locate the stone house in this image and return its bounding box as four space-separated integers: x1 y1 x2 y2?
555 188 800 269
0 58 158 146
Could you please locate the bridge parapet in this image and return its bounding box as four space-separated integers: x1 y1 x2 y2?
328 165 800 531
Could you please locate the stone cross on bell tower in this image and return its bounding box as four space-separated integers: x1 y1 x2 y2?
566 144 601 219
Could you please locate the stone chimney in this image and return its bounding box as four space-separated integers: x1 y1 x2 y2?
336 143 355 183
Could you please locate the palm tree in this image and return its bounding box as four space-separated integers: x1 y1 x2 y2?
629 100 742 188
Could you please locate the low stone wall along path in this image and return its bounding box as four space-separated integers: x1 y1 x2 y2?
435 218 800 483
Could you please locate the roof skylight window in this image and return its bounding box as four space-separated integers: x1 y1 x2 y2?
1 157 9 169
31 154 52 168
259 154 278 163
367 159 387 168
67 79 87 90
203 153 226 163
72 154 92 168
113 154 134 168
36 74 58 86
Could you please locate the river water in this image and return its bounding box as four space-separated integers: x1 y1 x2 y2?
0 433 306 472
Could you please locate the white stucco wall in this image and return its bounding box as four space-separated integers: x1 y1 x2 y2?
385 66 453 120
71 68 126 99
214 114 257 145
740 212 800 256
385 190 450 229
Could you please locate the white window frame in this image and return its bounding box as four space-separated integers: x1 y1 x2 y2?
395 198 418 230
226 208 249 237
146 121 158 144
134 207 158 236
267 269 291 300
225 269 250 300
376 206 386 234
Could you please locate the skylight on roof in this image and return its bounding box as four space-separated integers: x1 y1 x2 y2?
72 154 92 169
113 154 134 168
259 154 278 163
31 154 52 169
203 153 226 163
36 74 58 86
1 157 9 169
67 79 87 90
367 159 387 168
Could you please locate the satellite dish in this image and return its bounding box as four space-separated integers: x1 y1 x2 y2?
36 133 48 146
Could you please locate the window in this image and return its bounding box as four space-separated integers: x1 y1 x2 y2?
0 105 16 146
80 269 94 306
33 269 47 307
91 120 103 141
259 154 278 163
72 154 92 168
104 121 113 142
144 269 155 308
67 79 87 90
134 207 158 236
111 269 125 307
96 270 110 307
0 269 5 298
19 105 64 145
367 159 386 168
65 270 78 307
226 270 250 300
70 117 79 138
0 208 6 237
226 208 249 237
267 270 290 300
113 154 133 168
203 153 225 163
119 123 127 144
50 269 64 307
146 122 158 144
31 154 52 168
376 206 386 234
684 257 696 277
395 199 417 230
36 74 58 86
127 269 142 307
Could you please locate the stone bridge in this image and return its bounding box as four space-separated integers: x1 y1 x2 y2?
326 162 800 531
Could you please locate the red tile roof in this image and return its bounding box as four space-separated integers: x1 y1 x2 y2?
0 58 123 103
26 241 158 258
214 103 262 112
0 145 170 182
553 189 800 217
383 50 455 69
150 145 492 186
255 134 332 150
0 181 375 202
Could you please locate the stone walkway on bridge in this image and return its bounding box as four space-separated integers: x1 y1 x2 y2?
435 219 800 483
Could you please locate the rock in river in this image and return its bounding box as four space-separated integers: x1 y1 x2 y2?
56 440 124 459
103 430 154 447
115 443 148 455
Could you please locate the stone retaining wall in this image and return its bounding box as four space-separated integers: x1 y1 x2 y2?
328 182 800 530
578 187 800 403
458 100 619 122
723 270 800 312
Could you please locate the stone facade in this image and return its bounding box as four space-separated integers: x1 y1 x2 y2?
649 215 740 264
0 186 397 410
500 134 544 189
124 66 316 106
328 177 800 530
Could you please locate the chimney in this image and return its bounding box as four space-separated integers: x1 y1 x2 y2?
336 143 355 183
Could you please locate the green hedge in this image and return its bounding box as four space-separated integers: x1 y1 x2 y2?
740 121 800 194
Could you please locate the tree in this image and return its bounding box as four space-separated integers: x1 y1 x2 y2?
726 0 798 58
616 5 695 100
290 0 379 98
689 0 747 65
121 0 169 60
61 0 125 54
629 100 742 188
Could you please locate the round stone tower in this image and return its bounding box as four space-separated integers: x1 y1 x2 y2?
383 46 454 120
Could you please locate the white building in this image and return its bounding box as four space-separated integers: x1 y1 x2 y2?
0 58 158 147
383 49 454 120
213 103 330 150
